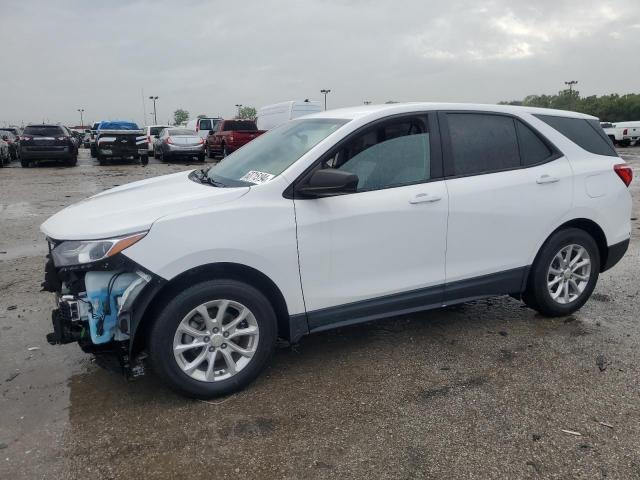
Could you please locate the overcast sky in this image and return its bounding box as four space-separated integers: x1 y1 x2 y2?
1 0 639 127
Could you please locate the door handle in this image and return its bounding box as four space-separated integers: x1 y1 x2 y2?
409 193 442 204
536 174 560 184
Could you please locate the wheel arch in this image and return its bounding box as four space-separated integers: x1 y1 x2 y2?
527 218 609 291
131 262 295 355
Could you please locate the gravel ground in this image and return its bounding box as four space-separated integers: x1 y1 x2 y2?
0 147 639 479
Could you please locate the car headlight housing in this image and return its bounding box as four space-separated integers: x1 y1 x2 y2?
51 232 147 267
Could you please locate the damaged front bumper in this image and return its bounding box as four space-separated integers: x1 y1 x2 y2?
43 251 163 377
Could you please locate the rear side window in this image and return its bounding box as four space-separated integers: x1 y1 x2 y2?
149 126 165 136
535 115 617 157
447 113 520 176
516 120 553 166
23 126 64 136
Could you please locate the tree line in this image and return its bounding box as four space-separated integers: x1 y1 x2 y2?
499 90 640 122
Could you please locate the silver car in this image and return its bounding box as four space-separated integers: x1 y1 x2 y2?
0 138 10 167
153 128 205 162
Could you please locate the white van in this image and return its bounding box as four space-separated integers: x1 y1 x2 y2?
185 117 222 140
256 100 322 130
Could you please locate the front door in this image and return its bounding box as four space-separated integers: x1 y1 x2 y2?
293 113 449 330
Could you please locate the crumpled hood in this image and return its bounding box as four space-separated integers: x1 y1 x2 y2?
41 170 249 240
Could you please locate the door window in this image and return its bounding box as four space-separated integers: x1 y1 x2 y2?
321 117 431 191
447 113 520 176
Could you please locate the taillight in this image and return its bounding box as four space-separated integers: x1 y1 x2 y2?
147 135 151 143
198 138 204 144
20 136 31 141
623 128 628 135
166 137 174 144
229 135 234 142
614 164 633 187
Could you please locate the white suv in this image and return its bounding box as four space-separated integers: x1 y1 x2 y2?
41 103 633 398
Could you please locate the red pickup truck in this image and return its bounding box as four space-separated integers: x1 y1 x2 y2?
205 119 265 158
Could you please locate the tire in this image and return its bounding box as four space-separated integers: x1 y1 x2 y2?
66 155 78 167
523 228 600 317
198 153 205 162
20 158 30 168
206 145 214 159
140 155 149 166
96 153 105 166
153 147 159 159
148 279 277 399
90 145 97 157
222 144 228 158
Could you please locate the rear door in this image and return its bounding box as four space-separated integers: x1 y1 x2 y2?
294 113 449 329
440 111 572 299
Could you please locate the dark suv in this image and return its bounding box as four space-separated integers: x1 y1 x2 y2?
20 124 78 167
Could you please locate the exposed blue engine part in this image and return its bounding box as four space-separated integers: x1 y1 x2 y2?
85 271 141 344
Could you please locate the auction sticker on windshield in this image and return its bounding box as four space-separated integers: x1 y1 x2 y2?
240 170 275 184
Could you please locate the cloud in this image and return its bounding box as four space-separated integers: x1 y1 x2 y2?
0 0 638 126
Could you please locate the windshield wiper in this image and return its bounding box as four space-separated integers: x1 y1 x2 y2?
191 168 227 187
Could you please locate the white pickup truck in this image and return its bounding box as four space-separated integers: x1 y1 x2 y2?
614 121 640 147
601 121 640 146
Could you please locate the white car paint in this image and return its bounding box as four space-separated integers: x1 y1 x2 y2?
143 125 171 153
41 102 632 320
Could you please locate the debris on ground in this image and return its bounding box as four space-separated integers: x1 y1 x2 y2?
27 346 40 351
561 429 582 436
5 372 19 382
499 331 508 336
0 443 7 450
596 354 607 372
7 305 17 311
598 421 614 429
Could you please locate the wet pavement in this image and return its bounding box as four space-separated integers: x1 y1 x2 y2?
1 148 639 479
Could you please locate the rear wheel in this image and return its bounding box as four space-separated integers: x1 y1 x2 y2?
140 155 149 166
523 228 600 317
20 158 30 168
148 279 277 398
222 144 228 158
66 154 78 166
153 147 160 159
206 145 214 159
198 153 205 162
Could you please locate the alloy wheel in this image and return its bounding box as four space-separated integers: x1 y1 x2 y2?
173 299 259 382
546 244 591 304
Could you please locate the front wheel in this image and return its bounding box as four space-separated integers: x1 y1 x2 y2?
523 228 600 317
148 279 277 398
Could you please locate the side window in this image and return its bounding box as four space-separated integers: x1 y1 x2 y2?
535 115 617 157
516 120 553 166
321 117 430 192
447 113 519 176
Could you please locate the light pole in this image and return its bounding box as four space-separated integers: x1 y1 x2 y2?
235 104 243 118
363 100 371 105
320 89 331 110
564 80 578 93
77 108 85 126
149 96 159 124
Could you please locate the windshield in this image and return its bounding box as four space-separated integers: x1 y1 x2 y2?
150 126 167 136
23 126 64 136
207 118 348 185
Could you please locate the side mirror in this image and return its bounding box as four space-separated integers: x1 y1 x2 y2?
296 169 358 198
